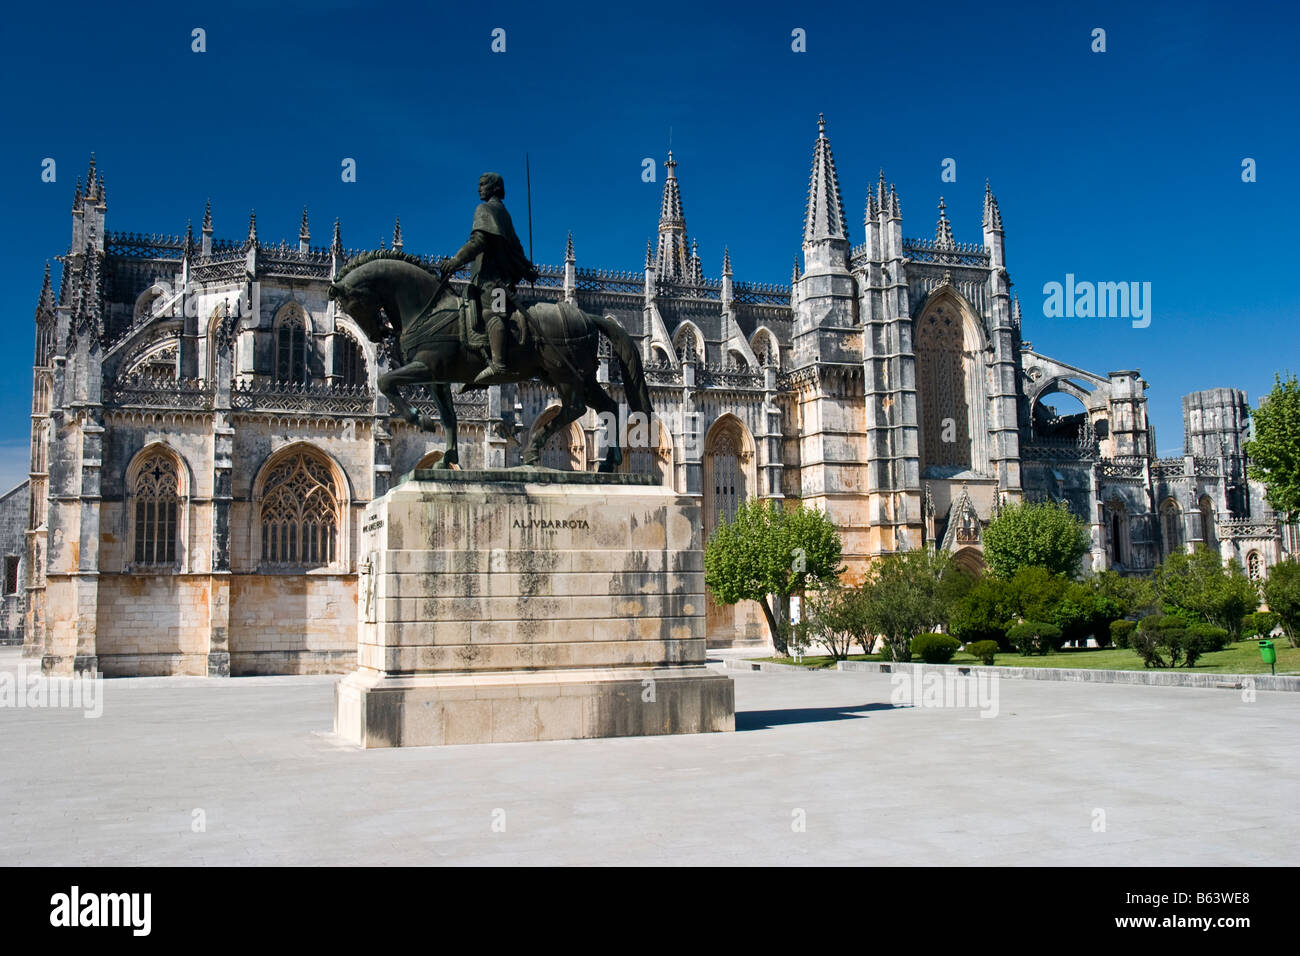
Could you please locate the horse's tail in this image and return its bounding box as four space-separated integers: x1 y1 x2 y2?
590 313 653 418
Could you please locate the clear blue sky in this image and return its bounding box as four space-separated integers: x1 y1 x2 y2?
0 0 1296 485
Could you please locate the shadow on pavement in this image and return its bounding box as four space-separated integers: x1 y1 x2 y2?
736 702 897 730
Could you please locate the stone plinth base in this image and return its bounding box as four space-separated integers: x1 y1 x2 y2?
333 468 735 747
335 665 734 747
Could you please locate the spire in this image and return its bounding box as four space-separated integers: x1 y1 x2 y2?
792 255 802 283
866 184 878 223
202 199 213 235
935 196 955 248
803 113 848 244
645 239 653 270
299 207 311 244
565 231 575 262
392 216 403 252
246 210 258 248
183 219 195 258
656 150 690 279
85 153 97 201
96 173 105 207
888 183 900 219
331 218 343 255
72 176 82 210
37 261 54 314
1012 293 1023 327
982 179 1003 231
722 246 732 276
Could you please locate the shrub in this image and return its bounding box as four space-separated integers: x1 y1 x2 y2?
1186 623 1229 655
1241 610 1278 639
1006 621 1061 656
967 640 999 665
1110 619 1136 650
911 633 961 664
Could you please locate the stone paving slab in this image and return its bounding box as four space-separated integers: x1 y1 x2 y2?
0 647 1296 865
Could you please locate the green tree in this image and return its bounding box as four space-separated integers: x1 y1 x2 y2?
949 576 1018 649
1244 372 1300 521
1154 546 1259 641
858 549 959 661
1262 559 1300 648
981 499 1091 579
704 500 844 655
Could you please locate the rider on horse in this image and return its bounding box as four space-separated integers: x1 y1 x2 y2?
437 172 539 386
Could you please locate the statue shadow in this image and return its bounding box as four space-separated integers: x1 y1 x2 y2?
736 702 899 731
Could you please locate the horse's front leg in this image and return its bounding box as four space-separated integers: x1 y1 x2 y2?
429 383 458 468
378 361 432 426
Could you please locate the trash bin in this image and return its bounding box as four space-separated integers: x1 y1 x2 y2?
1259 639 1276 675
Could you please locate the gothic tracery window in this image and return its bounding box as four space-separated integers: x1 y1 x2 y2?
259 451 340 567
275 312 309 384
1247 551 1261 581
915 304 972 471
334 330 366 388
132 451 180 566
1199 496 1214 545
705 425 750 535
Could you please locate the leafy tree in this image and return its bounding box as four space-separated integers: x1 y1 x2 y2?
1053 580 1123 647
1262 560 1300 648
949 576 1018 649
1090 570 1159 619
704 499 843 655
1244 372 1300 521
1010 566 1069 623
981 499 1091 579
799 584 863 661
858 549 958 662
1154 547 1259 641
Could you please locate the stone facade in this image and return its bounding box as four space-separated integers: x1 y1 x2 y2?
18 126 1295 674
0 480 28 645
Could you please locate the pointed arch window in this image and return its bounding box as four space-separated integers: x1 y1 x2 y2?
1161 498 1183 555
259 451 340 567
275 312 309 384
915 303 972 472
1199 496 1215 544
334 330 366 388
132 451 180 566
1247 551 1262 581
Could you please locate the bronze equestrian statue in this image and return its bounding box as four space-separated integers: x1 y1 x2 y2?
327 185 653 471
437 171 538 386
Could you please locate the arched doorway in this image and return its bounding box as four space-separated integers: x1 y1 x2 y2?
703 416 758 643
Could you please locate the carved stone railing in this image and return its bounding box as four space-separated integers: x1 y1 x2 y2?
901 238 990 266
105 374 214 411
1217 516 1280 539
231 381 373 415
1151 458 1187 479
1099 457 1145 479
642 360 679 387
699 363 763 390
1021 439 1099 461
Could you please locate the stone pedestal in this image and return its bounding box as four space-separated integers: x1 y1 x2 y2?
334 469 734 747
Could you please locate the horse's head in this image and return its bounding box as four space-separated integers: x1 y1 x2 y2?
328 269 393 344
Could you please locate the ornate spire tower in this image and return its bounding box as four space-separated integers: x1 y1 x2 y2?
655 151 690 281
794 114 856 362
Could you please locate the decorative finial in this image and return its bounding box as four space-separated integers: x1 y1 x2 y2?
300 207 310 243
331 218 342 254
935 196 955 248
722 246 732 275
818 112 826 137
645 239 653 269
247 210 257 243
565 230 575 261
202 198 213 234
392 216 402 251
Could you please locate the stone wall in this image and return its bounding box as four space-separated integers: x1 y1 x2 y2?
0 480 28 645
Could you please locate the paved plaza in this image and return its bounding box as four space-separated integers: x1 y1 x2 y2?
1 646 1296 866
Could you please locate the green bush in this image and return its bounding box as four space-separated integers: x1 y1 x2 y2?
1186 623 1230 655
966 640 999 665
1110 619 1136 650
1006 621 1061 656
911 633 961 664
1241 610 1278 639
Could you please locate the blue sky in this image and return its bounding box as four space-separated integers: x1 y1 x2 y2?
0 0 1296 487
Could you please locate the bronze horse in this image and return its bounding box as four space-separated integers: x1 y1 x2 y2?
327 251 652 471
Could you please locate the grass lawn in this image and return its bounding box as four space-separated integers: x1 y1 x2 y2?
758 638 1299 674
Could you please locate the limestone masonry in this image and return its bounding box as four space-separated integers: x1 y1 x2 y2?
15 118 1296 675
